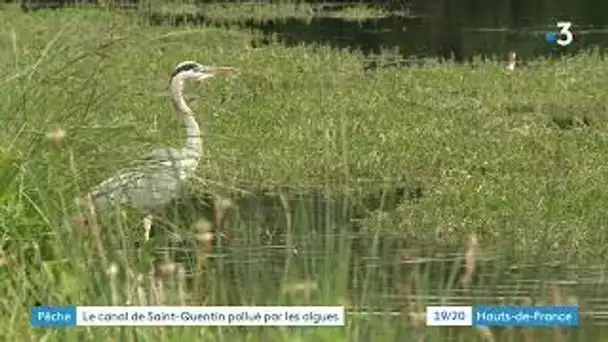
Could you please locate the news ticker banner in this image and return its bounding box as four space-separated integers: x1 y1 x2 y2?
426 305 579 327
31 305 579 327
31 306 345 327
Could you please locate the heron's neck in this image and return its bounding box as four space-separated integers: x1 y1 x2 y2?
170 77 203 158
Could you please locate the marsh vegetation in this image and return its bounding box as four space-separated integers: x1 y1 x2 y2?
0 3 607 341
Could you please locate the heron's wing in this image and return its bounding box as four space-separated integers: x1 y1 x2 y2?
142 147 183 161
140 147 200 179
109 147 183 179
90 169 146 204
89 147 198 211
91 167 182 211
137 147 197 169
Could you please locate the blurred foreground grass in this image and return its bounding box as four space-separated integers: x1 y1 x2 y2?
0 7 607 342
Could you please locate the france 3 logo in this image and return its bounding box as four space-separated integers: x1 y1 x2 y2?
545 21 578 57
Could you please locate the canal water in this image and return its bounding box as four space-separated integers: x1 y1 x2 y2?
145 0 608 65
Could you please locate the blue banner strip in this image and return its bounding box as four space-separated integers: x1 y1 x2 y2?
473 305 579 327
31 306 77 327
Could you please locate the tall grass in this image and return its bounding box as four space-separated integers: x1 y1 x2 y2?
0 6 607 341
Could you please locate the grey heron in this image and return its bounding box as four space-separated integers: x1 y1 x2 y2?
506 51 517 71
80 61 236 241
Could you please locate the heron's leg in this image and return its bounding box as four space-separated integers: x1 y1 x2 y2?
143 214 153 241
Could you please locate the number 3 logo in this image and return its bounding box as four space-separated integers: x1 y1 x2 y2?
556 22 573 46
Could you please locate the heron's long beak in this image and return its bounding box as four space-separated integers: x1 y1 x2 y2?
212 66 236 75
197 67 236 81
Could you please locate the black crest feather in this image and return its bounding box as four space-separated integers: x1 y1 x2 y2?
170 62 200 79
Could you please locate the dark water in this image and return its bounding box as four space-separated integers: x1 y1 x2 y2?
17 0 608 62
136 187 608 330
143 0 608 66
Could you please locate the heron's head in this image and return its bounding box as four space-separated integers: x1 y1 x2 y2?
170 61 236 83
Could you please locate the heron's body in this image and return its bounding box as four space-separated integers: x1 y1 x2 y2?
83 61 235 240
90 147 199 211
